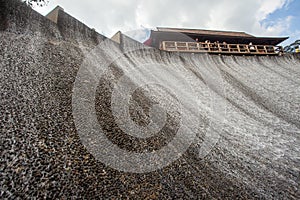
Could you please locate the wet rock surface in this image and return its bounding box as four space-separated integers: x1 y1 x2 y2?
1 0 300 199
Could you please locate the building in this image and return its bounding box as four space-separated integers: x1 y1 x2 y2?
284 40 300 53
144 27 288 55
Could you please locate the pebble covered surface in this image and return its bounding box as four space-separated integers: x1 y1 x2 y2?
1 0 300 199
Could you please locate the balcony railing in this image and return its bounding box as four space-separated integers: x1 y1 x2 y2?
160 41 283 55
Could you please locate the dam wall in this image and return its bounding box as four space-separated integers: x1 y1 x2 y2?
1 0 299 199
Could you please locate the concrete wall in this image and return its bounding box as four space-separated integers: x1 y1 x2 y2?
0 0 105 45
111 31 121 44
46 6 64 23
56 8 104 44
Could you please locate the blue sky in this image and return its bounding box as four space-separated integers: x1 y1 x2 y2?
261 0 300 46
34 0 299 47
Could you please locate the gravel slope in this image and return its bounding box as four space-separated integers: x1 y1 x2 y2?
1 0 299 199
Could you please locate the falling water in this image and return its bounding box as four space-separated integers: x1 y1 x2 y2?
1 1 299 198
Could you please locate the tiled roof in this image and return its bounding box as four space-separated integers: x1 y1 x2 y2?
157 27 254 37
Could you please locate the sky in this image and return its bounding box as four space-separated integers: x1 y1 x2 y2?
33 0 300 47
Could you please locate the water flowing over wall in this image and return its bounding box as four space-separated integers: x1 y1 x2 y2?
1 0 299 199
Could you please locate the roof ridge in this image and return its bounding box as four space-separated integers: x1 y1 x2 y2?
157 27 248 34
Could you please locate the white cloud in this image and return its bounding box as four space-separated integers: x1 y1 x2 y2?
34 0 293 39
124 28 150 43
260 16 292 36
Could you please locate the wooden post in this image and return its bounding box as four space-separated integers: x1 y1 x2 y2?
237 44 241 53
263 46 267 53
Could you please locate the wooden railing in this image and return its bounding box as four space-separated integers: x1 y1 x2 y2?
160 41 283 55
